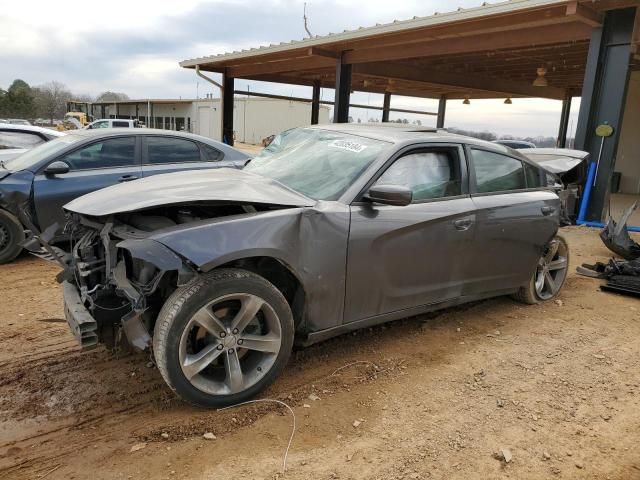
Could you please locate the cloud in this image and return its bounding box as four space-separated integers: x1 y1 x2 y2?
0 0 577 136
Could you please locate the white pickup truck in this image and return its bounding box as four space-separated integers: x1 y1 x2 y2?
85 119 142 129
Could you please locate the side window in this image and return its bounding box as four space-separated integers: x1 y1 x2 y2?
0 131 45 149
59 137 136 170
201 143 223 161
92 121 109 129
524 162 542 188
112 121 130 128
374 149 462 202
471 149 526 193
146 137 201 164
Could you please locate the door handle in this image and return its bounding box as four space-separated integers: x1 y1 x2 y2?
541 206 556 216
453 218 473 231
118 175 139 182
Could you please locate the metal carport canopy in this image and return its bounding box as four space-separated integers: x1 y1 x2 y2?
180 0 639 101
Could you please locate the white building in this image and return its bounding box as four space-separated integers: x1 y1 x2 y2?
85 97 330 144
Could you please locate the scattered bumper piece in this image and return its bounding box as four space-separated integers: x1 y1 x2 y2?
600 202 640 261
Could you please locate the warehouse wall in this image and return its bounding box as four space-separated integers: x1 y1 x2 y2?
233 98 330 145
99 98 330 144
615 71 640 195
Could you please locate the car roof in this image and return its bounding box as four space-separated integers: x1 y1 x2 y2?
0 124 66 136
66 127 210 139
60 128 250 159
91 119 134 123
306 123 521 157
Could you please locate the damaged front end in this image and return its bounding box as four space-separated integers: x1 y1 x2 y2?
61 213 196 351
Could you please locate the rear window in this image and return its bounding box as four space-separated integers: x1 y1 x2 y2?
471 149 526 193
146 137 201 164
201 143 223 161
0 131 44 149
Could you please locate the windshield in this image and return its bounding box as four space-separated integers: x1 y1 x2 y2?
244 128 390 201
2 134 84 172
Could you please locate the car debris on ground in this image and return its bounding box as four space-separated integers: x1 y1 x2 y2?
577 202 640 297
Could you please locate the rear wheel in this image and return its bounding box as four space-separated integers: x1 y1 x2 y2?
153 268 294 408
0 210 24 264
513 235 569 305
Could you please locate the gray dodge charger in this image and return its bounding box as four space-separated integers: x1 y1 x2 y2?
56 124 569 407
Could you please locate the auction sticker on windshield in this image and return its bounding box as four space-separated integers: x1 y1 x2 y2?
328 139 368 153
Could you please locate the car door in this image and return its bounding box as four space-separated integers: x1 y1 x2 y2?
140 136 234 177
32 135 141 232
344 144 477 323
463 146 560 296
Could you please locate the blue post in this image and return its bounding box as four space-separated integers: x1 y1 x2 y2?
575 161 640 232
577 162 597 224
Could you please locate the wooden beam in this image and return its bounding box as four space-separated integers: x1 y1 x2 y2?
307 47 340 58
353 62 567 99
228 56 335 77
591 0 640 11
566 1 603 27
344 22 594 64
330 5 573 52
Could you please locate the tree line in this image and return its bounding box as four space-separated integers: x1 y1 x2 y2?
0 79 129 124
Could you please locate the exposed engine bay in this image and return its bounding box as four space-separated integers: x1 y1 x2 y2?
62 202 279 351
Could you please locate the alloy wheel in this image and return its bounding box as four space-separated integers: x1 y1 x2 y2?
0 222 10 253
534 238 569 300
178 293 282 396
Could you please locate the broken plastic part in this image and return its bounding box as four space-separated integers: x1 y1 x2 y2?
600 202 640 261
121 310 152 351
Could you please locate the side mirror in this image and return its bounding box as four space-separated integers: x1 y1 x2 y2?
44 161 70 176
364 184 413 206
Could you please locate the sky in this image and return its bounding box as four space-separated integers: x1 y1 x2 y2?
0 0 580 138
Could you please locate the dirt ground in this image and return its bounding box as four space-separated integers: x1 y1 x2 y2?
0 226 639 480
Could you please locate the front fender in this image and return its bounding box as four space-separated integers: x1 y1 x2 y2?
117 237 198 286
148 208 304 273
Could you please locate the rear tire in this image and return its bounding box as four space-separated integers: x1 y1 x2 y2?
0 210 24 264
153 268 294 408
513 235 569 305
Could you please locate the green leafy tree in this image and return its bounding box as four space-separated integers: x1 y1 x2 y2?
0 79 36 119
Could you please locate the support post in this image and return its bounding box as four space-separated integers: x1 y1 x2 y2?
573 8 635 221
382 92 391 122
222 73 235 145
437 95 447 128
333 54 352 123
557 94 572 148
311 81 321 125
115 103 119 118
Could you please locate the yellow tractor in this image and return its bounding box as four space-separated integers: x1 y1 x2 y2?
57 112 91 131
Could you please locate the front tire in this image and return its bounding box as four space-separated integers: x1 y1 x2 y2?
513 235 569 305
153 268 294 408
0 210 24 264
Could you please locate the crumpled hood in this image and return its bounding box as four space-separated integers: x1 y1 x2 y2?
64 168 315 216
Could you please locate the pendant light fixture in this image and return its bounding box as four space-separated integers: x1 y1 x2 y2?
463 95 471 105
504 97 512 104
533 66 548 87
